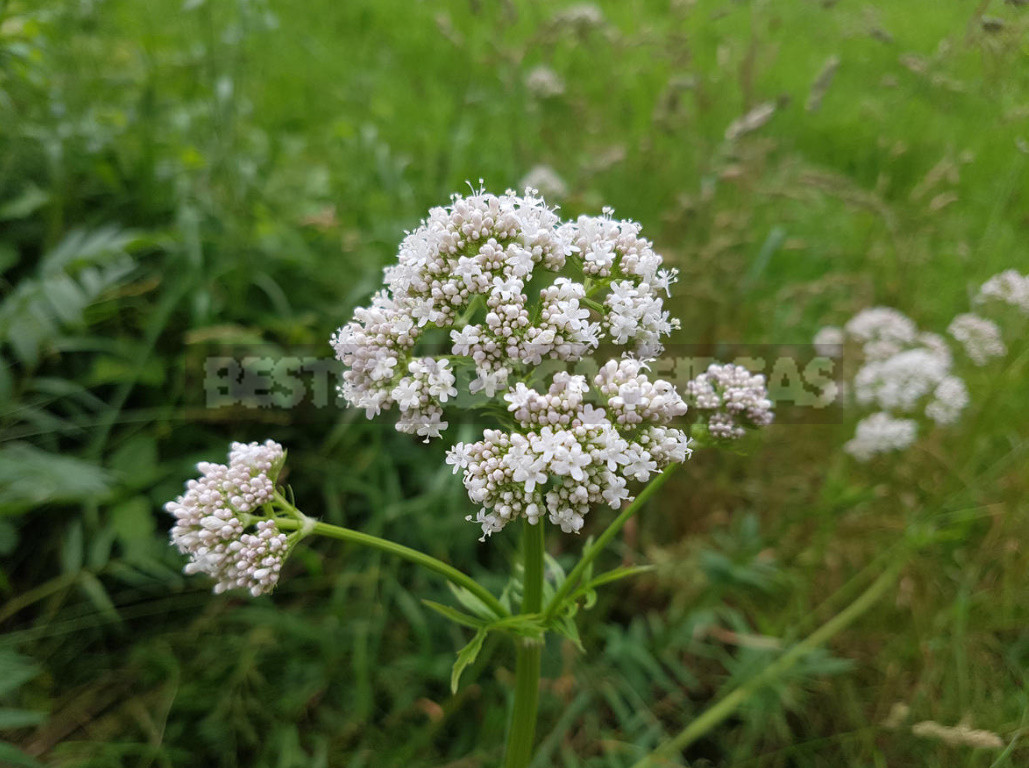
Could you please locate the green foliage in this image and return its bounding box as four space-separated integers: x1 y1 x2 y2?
0 0 1027 766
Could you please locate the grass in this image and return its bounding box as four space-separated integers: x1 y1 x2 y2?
1 0 1027 766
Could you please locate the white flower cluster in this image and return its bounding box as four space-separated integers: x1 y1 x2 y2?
816 307 970 461
844 413 918 462
843 307 918 360
683 364 774 440
948 313 1006 366
166 440 290 596
813 325 845 356
331 188 680 441
976 269 1029 315
525 65 565 98
552 3 606 32
446 361 692 539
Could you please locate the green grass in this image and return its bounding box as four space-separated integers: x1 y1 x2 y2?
1 0 1027 766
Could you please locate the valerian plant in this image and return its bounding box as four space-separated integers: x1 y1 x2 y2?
165 187 773 767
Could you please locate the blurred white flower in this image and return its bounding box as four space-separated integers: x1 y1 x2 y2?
552 3 605 33
925 376 969 425
520 165 568 201
525 65 565 98
948 313 1006 365
853 348 949 412
844 413 918 461
976 269 1029 315
813 325 844 356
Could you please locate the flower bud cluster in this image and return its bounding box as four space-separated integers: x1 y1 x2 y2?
947 313 1006 366
446 361 692 539
331 188 680 441
976 269 1029 315
165 440 290 596
683 363 774 440
391 357 457 440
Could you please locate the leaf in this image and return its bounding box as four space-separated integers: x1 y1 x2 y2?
0 742 42 768
0 444 111 515
78 572 122 626
0 185 49 221
60 520 83 574
0 650 39 697
109 497 156 560
450 629 487 694
551 613 584 652
421 600 486 630
0 518 17 555
484 613 546 640
583 564 656 592
447 582 496 621
0 709 46 729
0 226 140 365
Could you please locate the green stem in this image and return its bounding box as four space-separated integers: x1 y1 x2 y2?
542 464 678 623
630 560 905 767
503 519 546 768
274 517 508 619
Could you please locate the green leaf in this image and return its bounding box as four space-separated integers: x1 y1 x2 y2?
109 496 156 560
421 600 485 630
61 520 83 573
484 613 546 640
551 613 584 652
78 572 122 626
583 564 656 593
0 742 42 768
450 629 487 694
447 582 496 621
0 709 46 729
0 444 111 516
0 650 39 697
0 185 49 221
0 518 17 556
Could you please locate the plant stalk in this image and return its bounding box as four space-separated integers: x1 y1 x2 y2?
274 517 508 619
503 519 546 768
630 560 905 767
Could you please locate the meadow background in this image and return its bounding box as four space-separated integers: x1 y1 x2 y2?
1 0 1028 765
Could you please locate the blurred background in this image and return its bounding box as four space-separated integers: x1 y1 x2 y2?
1 0 1027 766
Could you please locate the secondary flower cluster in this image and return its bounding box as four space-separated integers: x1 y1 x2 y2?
683 363 775 440
446 360 692 539
165 440 291 596
947 313 1006 366
976 269 1029 315
331 188 679 441
814 308 969 461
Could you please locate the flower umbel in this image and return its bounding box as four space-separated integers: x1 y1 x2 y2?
166 440 296 596
684 363 774 440
947 313 1006 366
331 187 680 442
448 361 692 539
